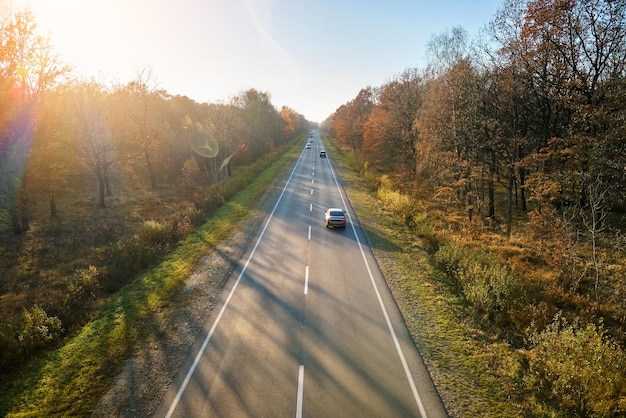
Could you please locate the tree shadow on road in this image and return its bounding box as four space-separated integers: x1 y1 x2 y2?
359 225 403 253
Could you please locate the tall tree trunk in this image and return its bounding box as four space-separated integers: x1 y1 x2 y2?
104 164 113 197
12 180 30 233
519 166 527 212
20 195 29 231
11 206 24 234
145 149 156 190
507 169 514 236
488 149 496 219
49 193 57 218
97 170 106 208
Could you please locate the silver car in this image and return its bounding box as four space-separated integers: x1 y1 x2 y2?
324 208 346 228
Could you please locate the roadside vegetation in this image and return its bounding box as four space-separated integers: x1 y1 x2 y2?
325 134 626 417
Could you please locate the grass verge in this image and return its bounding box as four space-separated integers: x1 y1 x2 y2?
1 142 302 417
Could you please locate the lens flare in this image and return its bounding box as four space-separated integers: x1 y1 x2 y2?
190 133 219 158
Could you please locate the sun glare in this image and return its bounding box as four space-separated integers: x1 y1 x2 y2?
12 0 135 76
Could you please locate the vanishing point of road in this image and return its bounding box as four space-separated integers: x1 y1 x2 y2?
154 132 448 417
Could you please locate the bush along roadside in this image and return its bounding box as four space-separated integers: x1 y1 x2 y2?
434 242 525 326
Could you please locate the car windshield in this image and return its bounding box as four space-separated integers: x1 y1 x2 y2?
329 210 343 217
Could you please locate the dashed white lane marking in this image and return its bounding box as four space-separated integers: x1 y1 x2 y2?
296 365 304 418
164 146 308 418
304 265 309 295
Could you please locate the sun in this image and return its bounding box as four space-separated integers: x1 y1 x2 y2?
11 0 141 78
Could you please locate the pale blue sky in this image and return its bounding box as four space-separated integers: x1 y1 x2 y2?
9 0 503 122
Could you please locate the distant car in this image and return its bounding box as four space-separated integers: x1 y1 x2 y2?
319 151 326 157
325 208 346 228
306 144 311 149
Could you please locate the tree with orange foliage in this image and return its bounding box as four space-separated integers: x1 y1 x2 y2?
330 87 373 154
362 70 423 184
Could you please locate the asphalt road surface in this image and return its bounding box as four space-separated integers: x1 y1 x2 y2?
154 131 447 418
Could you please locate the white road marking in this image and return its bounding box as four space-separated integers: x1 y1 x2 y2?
304 265 309 295
309 203 312 212
296 365 304 418
164 147 308 418
326 157 429 418
308 225 311 240
310 189 313 196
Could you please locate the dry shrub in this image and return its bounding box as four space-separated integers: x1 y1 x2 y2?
435 242 525 326
516 301 559 336
362 169 380 191
434 186 455 204
465 215 485 240
16 305 64 357
376 186 414 219
528 208 572 270
177 203 205 229
525 314 626 416
102 220 174 293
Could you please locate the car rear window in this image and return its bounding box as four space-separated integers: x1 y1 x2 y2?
329 210 344 216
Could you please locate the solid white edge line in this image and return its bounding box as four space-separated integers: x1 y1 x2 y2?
327 156 429 418
304 265 309 295
296 365 304 418
164 147 307 418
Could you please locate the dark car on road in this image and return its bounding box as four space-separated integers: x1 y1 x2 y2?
325 208 346 228
319 151 326 157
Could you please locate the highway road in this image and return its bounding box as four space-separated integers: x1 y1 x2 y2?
154 131 447 417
